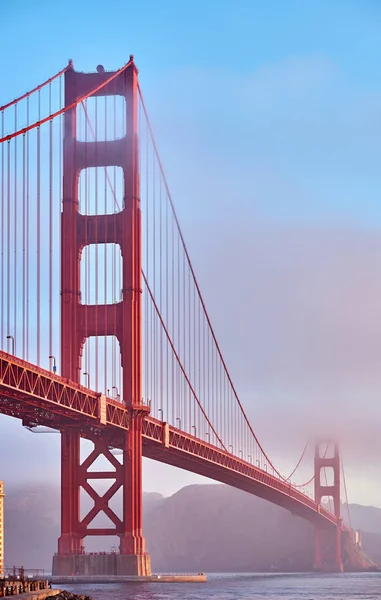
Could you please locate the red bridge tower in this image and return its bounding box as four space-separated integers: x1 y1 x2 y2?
314 441 343 572
52 59 151 577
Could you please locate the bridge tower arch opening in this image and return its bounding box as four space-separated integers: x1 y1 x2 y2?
314 440 343 573
53 58 151 578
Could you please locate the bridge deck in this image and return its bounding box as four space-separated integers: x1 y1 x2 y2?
0 350 341 530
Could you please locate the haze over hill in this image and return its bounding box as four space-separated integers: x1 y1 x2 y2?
3 483 381 573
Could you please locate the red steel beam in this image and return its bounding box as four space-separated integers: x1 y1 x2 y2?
0 351 130 429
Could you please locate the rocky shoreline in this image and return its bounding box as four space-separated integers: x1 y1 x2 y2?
46 592 92 600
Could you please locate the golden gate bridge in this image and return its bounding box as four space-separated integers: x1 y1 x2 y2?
0 57 354 577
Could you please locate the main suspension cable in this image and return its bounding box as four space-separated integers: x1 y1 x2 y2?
0 64 69 113
285 437 311 481
0 59 133 144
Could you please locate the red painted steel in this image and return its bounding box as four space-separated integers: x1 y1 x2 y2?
0 350 347 536
59 59 149 569
314 441 343 572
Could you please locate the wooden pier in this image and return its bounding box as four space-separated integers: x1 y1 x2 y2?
0 579 59 598
0 567 58 598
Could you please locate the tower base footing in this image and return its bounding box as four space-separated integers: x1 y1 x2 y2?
52 553 151 577
314 562 344 573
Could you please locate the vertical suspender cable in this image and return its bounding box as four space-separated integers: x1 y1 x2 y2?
182 249 186 429
26 97 30 360
193 260 196 433
207 320 210 441
36 90 41 364
104 96 108 394
95 96 99 392
22 130 26 358
199 296 202 435
203 304 206 437
171 214 175 424
85 101 90 384
113 94 117 397
159 174 163 416
145 117 150 406
49 82 53 364
7 141 10 350
13 104 17 355
1 111 4 348
188 262 191 431
112 84 116 399
177 233 180 424
152 147 156 415
82 101 88 380
58 77 62 370
165 184 169 421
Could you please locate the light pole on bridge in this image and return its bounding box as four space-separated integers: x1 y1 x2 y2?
49 355 57 373
176 417 181 430
192 425 197 437
6 335 15 355
83 372 90 389
158 408 163 422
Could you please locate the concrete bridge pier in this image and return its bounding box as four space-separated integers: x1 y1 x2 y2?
314 526 343 573
52 552 151 577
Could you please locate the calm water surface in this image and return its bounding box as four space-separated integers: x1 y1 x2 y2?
62 572 381 599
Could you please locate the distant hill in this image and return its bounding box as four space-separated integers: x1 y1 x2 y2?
145 484 315 572
346 503 381 535
3 482 381 572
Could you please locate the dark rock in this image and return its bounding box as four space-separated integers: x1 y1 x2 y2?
46 592 92 600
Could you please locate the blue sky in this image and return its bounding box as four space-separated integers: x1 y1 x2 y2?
2 0 381 507
2 0 381 225
3 1 381 80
